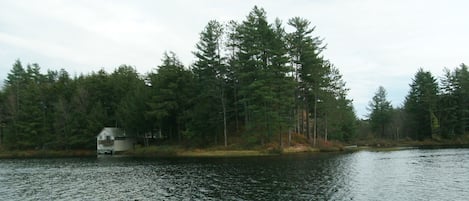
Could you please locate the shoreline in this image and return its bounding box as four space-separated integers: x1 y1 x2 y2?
0 149 96 159
1 141 469 159
124 145 323 158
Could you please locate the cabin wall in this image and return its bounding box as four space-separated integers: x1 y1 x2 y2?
97 133 114 154
114 139 135 152
96 128 135 154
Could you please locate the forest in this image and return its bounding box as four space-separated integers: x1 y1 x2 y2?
0 7 468 151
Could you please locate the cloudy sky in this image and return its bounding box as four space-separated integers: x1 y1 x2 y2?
1 0 468 118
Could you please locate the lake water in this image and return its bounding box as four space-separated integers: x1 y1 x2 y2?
0 148 468 201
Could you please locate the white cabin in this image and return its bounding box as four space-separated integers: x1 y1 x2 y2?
96 127 135 155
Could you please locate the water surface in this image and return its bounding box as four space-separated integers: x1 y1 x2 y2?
0 148 468 200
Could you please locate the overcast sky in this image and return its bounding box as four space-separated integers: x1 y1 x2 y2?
1 0 468 118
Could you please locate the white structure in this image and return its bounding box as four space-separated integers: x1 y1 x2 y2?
97 127 135 155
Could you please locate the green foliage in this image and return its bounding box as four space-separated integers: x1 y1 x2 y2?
438 64 469 138
287 17 356 144
147 52 195 142
0 6 361 150
229 6 296 144
190 20 227 145
404 69 439 140
367 86 393 138
8 6 468 149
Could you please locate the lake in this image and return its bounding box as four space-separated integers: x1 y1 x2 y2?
0 148 468 200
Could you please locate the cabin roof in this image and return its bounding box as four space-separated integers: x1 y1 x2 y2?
97 127 126 138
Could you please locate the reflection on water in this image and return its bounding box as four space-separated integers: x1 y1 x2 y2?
0 148 468 200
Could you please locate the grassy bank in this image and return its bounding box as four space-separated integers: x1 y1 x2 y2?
0 149 95 159
1 135 468 159
124 145 272 157
123 144 324 158
345 135 469 152
352 136 469 148
122 133 325 157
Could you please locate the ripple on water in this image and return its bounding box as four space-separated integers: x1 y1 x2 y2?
0 149 468 200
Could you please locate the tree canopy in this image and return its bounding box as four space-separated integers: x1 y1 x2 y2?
2 6 467 151
367 86 393 138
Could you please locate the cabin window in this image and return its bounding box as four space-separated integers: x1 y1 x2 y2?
98 135 114 146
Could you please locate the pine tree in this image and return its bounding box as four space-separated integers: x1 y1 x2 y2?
404 68 439 140
231 6 294 145
3 60 26 148
147 52 194 142
319 64 356 142
367 86 393 138
112 65 151 137
452 64 469 136
3 61 51 149
0 90 5 146
52 69 74 149
191 20 229 146
438 64 469 137
287 17 328 145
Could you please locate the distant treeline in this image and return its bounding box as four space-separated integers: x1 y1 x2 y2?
0 7 466 150
366 64 469 141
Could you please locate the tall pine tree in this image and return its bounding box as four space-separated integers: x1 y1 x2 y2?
404 68 439 140
367 86 393 138
147 52 194 142
191 20 229 146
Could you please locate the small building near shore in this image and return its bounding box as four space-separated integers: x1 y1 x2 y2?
96 127 135 155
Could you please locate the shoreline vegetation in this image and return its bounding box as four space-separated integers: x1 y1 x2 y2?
1 137 468 159
0 149 96 159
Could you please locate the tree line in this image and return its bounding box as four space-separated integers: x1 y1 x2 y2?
0 7 356 150
1 7 466 150
366 64 469 141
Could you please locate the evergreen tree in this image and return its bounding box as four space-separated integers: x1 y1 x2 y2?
231 6 294 145
191 20 228 146
319 64 356 142
404 68 439 140
287 17 328 145
3 60 26 148
52 69 74 149
438 64 469 137
367 86 393 138
0 88 6 146
113 66 152 138
3 61 51 149
147 52 194 142
68 81 93 148
225 20 243 133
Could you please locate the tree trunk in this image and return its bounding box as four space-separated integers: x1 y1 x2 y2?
221 89 227 147
296 107 300 134
301 107 305 136
244 100 249 127
306 102 311 142
0 126 3 146
234 86 239 132
279 129 283 148
313 94 317 146
214 131 218 145
396 127 399 141
324 112 328 143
